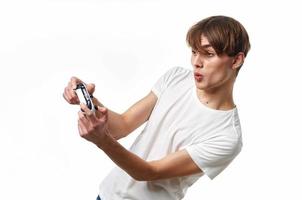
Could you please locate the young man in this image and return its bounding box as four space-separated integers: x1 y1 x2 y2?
63 15 250 200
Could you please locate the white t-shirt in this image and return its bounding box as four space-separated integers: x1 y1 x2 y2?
99 66 243 200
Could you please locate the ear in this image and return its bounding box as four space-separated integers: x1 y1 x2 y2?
231 52 245 70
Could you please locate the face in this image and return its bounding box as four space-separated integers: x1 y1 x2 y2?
191 35 237 92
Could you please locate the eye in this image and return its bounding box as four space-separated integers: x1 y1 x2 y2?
206 52 215 57
192 50 197 56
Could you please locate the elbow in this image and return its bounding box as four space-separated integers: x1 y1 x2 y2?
132 164 160 182
112 134 125 140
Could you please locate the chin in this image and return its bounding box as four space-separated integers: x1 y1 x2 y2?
195 82 207 90
195 81 219 92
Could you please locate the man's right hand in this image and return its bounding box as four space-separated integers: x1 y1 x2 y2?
63 76 95 105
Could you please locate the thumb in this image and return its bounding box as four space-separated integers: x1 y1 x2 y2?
95 106 108 119
101 107 107 113
98 106 107 113
96 106 108 122
86 83 95 95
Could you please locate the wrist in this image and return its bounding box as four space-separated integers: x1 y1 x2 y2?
96 128 114 150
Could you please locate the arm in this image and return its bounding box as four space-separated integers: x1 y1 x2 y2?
78 100 203 182
121 91 158 136
94 90 157 140
91 97 129 140
98 134 203 181
63 76 157 140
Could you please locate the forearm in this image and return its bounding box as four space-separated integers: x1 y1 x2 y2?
107 109 129 140
98 133 156 181
93 98 129 140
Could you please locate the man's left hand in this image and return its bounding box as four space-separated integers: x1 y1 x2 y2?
77 103 110 147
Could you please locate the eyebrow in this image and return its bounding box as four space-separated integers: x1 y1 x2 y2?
201 44 213 49
192 44 215 53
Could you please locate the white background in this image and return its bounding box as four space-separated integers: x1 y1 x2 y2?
1 0 302 199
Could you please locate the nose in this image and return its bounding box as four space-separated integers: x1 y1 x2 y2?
192 53 203 69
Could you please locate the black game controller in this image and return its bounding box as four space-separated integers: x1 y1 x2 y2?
74 83 96 112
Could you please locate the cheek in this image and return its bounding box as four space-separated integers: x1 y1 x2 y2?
205 62 230 83
207 71 225 84
190 55 195 66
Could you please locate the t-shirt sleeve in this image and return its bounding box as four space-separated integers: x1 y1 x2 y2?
185 135 242 180
151 67 184 98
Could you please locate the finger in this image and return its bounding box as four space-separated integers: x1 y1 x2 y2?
95 106 107 115
78 110 88 122
81 103 99 124
70 90 80 104
95 106 108 121
78 121 83 135
78 110 87 119
78 110 91 130
68 81 79 100
68 81 74 90
63 92 71 103
98 106 108 114
94 105 102 118
80 103 94 116
63 87 73 103
70 76 83 90
64 86 79 104
78 119 88 137
86 83 95 95
80 103 91 113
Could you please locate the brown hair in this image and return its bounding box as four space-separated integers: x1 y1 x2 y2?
186 16 250 75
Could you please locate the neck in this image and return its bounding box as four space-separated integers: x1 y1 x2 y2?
196 78 236 111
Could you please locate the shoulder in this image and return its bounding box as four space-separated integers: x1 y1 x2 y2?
162 66 192 87
152 66 193 99
166 66 191 76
